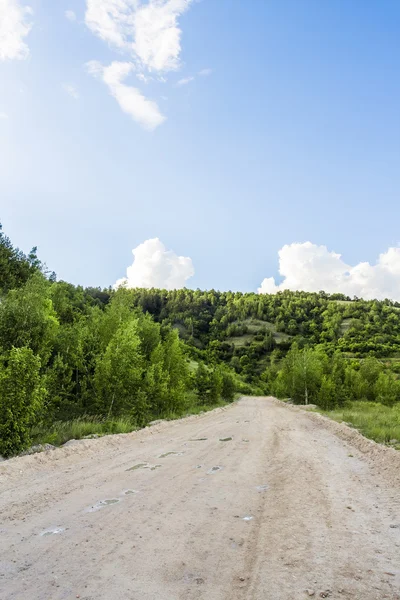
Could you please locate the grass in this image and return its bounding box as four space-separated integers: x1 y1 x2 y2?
321 401 400 447
228 334 254 347
31 416 137 447
31 398 232 448
29 387 242 450
227 318 292 347
163 399 229 421
188 359 199 372
339 318 353 336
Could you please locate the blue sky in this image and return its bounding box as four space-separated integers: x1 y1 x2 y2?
1 0 400 299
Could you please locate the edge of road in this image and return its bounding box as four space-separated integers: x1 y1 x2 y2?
0 402 236 481
269 397 400 485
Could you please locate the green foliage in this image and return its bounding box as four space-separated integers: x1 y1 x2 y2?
374 371 400 407
221 370 236 402
30 416 135 447
95 318 146 423
322 402 400 445
0 273 59 364
0 224 40 294
0 347 46 457
194 363 228 405
319 376 337 410
268 345 400 410
274 344 322 405
195 363 211 404
4 224 400 453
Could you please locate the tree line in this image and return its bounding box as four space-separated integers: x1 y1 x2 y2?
2 223 400 455
0 226 236 457
263 344 400 409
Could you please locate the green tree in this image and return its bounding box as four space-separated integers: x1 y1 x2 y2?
0 273 59 365
208 368 223 404
95 318 147 423
161 329 189 414
293 348 322 405
0 347 46 457
145 343 169 417
374 371 399 407
279 345 322 404
0 223 40 293
359 358 383 401
195 363 210 404
221 370 236 402
319 376 336 410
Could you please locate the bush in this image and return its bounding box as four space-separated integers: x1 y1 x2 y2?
221 371 236 402
0 347 46 457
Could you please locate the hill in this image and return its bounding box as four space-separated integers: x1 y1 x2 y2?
1 224 400 455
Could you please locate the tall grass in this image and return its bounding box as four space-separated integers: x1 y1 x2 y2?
31 416 136 447
29 389 244 449
322 401 400 447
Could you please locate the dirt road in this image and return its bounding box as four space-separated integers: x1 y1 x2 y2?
1 397 400 600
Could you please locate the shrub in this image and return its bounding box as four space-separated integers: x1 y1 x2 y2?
0 347 46 457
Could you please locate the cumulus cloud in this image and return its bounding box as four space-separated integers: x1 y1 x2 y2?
87 60 165 130
65 10 77 22
115 238 194 290
85 0 192 72
62 83 79 99
85 1 194 128
198 68 212 76
0 0 33 61
177 75 194 86
258 242 400 301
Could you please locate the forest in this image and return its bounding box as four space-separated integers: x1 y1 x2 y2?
1 223 400 457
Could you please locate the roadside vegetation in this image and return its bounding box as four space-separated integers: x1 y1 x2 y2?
322 402 400 448
1 223 400 456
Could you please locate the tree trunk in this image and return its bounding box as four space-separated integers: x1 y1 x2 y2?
108 391 116 418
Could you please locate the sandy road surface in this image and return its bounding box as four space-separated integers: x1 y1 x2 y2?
1 397 400 600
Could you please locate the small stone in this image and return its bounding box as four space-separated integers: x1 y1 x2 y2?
306 590 315 597
20 443 56 456
239 577 245 582
390 524 400 529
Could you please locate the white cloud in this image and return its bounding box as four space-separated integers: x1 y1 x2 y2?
198 68 212 76
136 72 152 83
85 0 192 72
87 60 165 130
177 75 194 86
0 112 9 119
133 0 192 72
62 83 79 99
115 238 194 289
258 242 400 301
65 10 77 22
0 0 32 61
